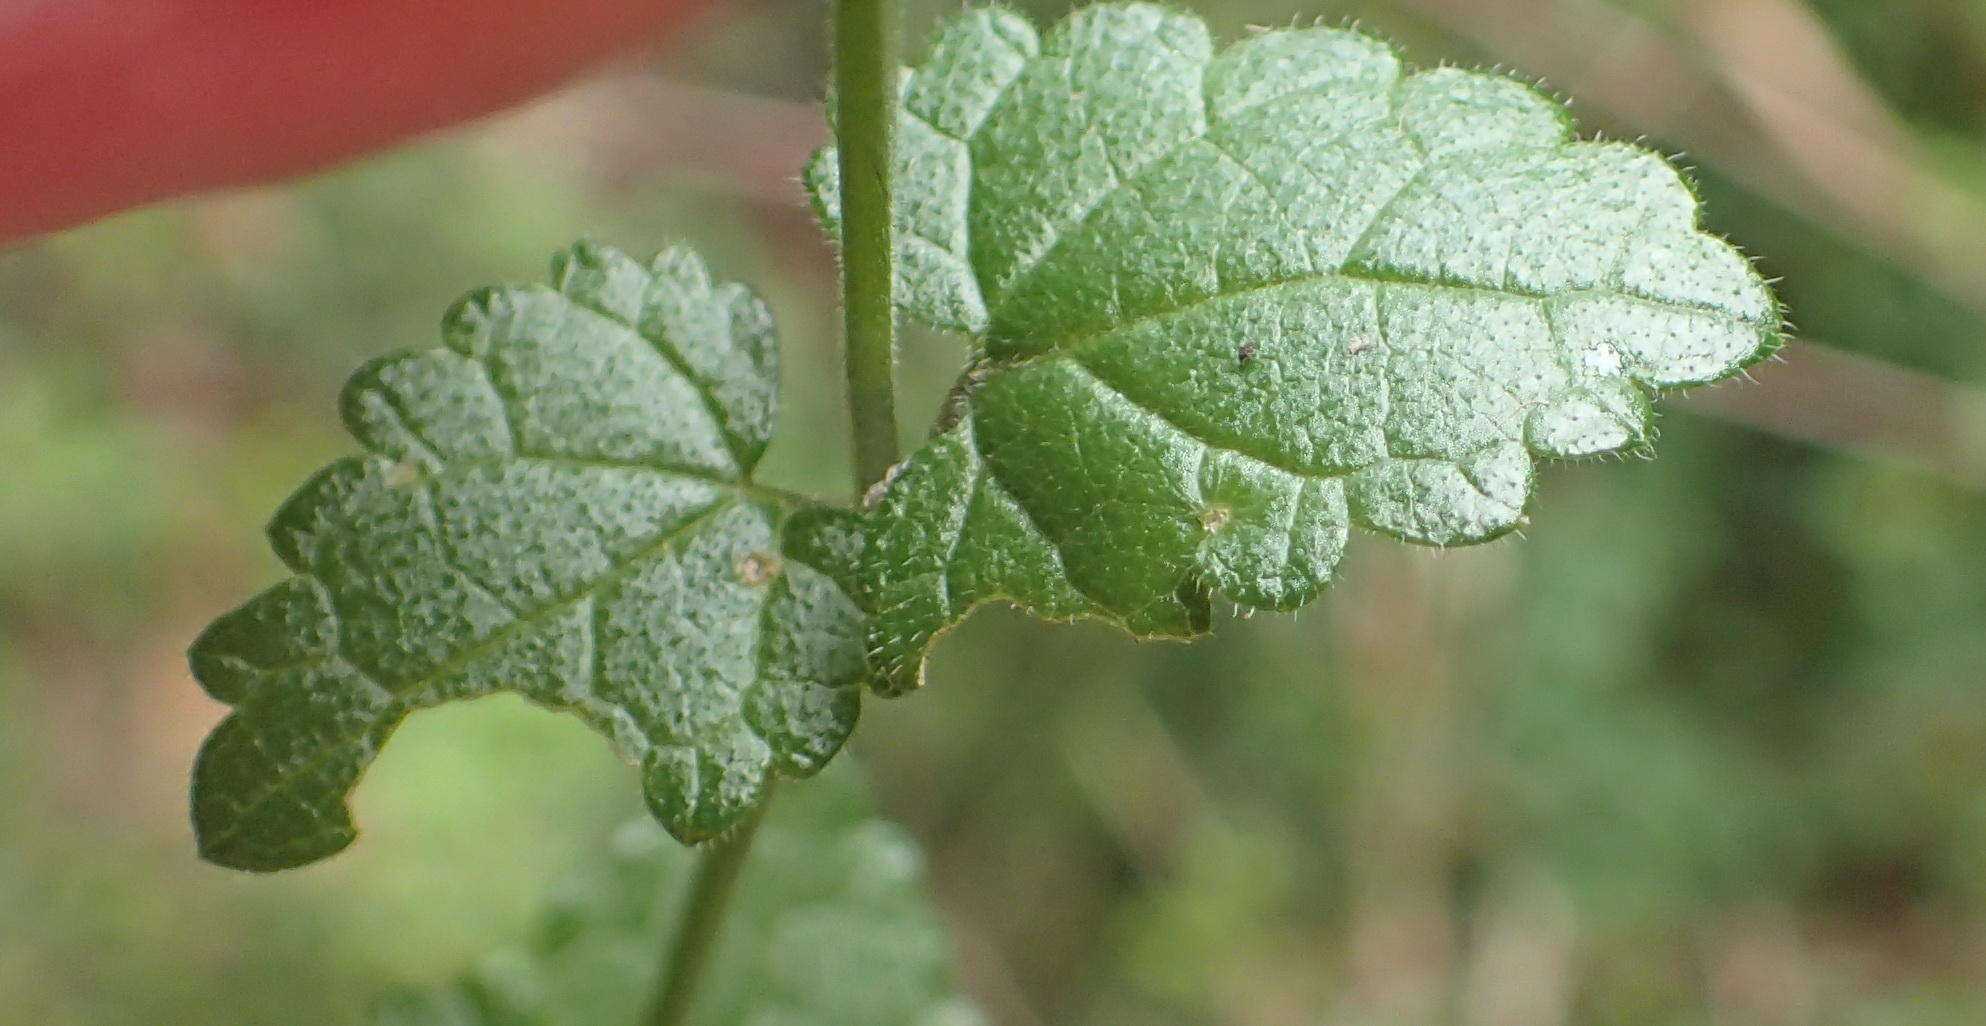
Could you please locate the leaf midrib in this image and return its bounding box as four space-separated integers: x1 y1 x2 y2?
1000 271 1762 373
954 45 1761 348
205 496 748 856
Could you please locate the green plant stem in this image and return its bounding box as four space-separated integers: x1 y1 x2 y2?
643 791 775 1026
835 0 903 493
640 4 900 1024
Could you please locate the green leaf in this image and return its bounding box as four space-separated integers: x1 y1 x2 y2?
369 762 985 1026
801 3 1783 694
190 243 865 871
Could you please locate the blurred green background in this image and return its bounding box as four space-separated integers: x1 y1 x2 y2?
7 0 1986 1022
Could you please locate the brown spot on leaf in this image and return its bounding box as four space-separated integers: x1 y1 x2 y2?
738 551 782 586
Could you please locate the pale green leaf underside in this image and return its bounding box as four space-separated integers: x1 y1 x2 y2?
190 244 864 870
802 3 1782 694
369 763 985 1026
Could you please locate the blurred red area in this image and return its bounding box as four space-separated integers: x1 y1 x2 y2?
0 0 709 242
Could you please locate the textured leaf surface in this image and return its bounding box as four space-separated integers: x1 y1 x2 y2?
369 763 985 1026
190 244 864 870
803 2 1782 693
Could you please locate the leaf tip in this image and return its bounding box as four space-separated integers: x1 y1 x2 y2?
191 716 359 873
439 285 510 358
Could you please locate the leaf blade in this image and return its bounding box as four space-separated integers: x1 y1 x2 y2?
190 244 864 870
802 2 1783 694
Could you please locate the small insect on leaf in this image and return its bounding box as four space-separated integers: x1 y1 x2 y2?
1237 340 1258 365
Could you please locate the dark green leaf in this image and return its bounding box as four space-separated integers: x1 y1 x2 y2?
802 3 1782 693
191 244 864 870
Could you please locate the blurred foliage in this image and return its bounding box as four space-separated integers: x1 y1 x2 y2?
371 761 981 1026
5 1 1986 1024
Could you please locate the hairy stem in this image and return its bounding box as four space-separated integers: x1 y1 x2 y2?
835 0 902 493
643 792 774 1026
641 3 900 1023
